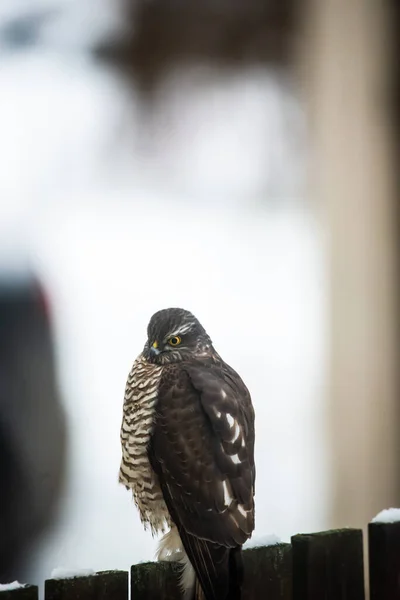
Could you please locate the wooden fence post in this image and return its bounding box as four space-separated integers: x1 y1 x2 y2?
0 586 38 600
131 562 181 600
292 529 365 600
369 520 400 600
45 570 128 600
242 544 292 600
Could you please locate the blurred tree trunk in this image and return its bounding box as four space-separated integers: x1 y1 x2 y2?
299 0 399 528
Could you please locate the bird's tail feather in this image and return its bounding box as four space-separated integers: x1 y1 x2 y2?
191 546 243 600
193 577 206 600
227 546 243 600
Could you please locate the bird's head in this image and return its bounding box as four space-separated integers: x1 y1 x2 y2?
143 308 213 364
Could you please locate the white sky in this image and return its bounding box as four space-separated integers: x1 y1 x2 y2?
0 9 328 588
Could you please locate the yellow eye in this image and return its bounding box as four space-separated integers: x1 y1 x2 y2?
168 335 181 347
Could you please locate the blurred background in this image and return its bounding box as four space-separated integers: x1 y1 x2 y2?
0 0 398 588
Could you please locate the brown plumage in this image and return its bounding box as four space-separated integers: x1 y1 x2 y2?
119 308 255 600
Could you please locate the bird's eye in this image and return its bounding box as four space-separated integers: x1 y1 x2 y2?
168 336 181 346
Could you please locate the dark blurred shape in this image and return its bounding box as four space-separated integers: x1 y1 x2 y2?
97 0 298 91
0 274 66 581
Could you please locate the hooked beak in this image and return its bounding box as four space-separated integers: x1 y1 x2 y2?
149 341 160 357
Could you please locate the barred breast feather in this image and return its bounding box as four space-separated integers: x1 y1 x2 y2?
119 355 171 533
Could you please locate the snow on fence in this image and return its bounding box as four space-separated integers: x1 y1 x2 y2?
1 518 400 599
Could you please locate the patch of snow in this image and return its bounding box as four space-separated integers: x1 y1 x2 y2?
371 508 400 524
0 582 26 591
244 534 282 549
50 568 95 580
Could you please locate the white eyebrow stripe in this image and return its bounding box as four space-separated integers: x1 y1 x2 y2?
168 323 196 337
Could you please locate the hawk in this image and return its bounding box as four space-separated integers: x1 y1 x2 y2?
119 308 255 600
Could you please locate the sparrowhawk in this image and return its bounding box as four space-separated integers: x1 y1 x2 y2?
119 308 255 600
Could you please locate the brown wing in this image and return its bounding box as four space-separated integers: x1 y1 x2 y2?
148 359 255 600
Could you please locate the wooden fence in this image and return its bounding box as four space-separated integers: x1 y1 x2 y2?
1 521 399 599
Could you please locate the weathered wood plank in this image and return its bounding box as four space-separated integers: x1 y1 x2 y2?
242 543 292 600
369 521 400 600
45 570 128 600
292 528 365 600
131 561 181 600
0 586 38 600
